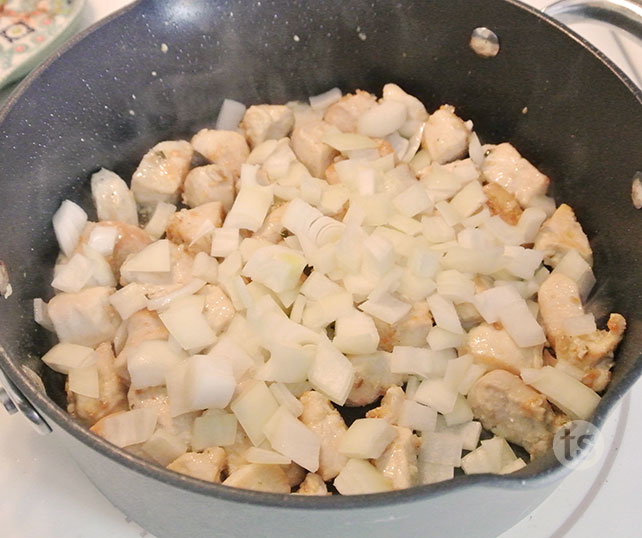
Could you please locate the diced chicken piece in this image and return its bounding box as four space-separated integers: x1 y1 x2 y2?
538 273 626 391
191 129 249 179
240 105 295 148
166 201 224 255
483 182 523 225
295 473 330 496
223 463 291 494
182 164 236 212
120 242 194 292
128 386 198 446
468 369 557 458
375 302 433 352
465 323 543 375
291 119 340 179
48 287 120 346
421 105 470 164
323 90 377 133
299 390 348 481
282 463 307 488
91 169 138 226
533 204 592 266
366 385 405 423
254 202 288 243
114 309 169 379
67 341 129 426
167 447 227 483
374 426 421 490
131 140 193 209
224 428 253 475
346 352 404 407
481 143 549 207
200 284 235 333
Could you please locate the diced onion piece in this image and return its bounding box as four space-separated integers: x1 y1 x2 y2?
264 406 320 472
231 381 279 446
191 409 238 450
320 184 350 215
426 326 465 351
269 382 304 417
426 294 463 335
518 207 548 243
215 98 247 130
552 249 596 300
563 313 597 336
397 399 437 431
443 394 474 426
121 239 171 273
144 202 177 240
91 168 138 225
421 215 455 243
483 215 524 246
435 200 461 227
443 354 474 390
419 431 463 466
407 246 439 278
457 364 487 395
334 458 393 495
257 343 314 383
51 254 93 293
322 130 378 152
388 213 422 236
461 444 495 474
246 447 291 465
437 419 483 451
386 131 410 160
210 228 240 258
357 100 407 138
224 167 273 231
468 132 484 166
436 269 475 304
392 183 433 217
390 346 432 377
127 339 185 389
308 338 354 406
410 148 431 172
209 336 255 381
68 364 99 398
339 418 396 459
503 246 544 280
88 225 119 256
333 311 379 355
242 245 307 293
158 296 217 351
420 462 455 485
147 279 206 311
192 252 219 284
90 408 158 448
142 430 187 466
359 293 411 325
52 199 88 257
480 437 517 472
449 180 486 219
498 299 546 347
500 458 527 474
41 342 95 374
109 282 147 319
309 87 342 111
182 355 236 411
33 298 55 331
414 378 458 414
83 246 117 287
521 366 601 420
473 285 523 324
300 271 343 299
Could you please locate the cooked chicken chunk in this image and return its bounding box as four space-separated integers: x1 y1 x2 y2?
223 463 291 493
241 105 295 148
468 369 557 458
291 119 340 179
48 287 120 346
182 164 236 212
481 143 549 207
282 463 307 488
200 284 235 333
421 105 470 164
466 323 543 375
254 202 288 243
374 426 421 490
191 129 249 180
67 341 128 426
346 352 404 407
299 390 348 481
483 182 523 225
90 168 138 226
366 385 405 423
166 201 224 255
375 302 433 352
167 447 226 482
131 140 193 209
538 273 626 391
323 90 377 133
295 473 330 496
534 204 592 266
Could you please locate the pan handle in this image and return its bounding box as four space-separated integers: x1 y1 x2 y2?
544 0 642 40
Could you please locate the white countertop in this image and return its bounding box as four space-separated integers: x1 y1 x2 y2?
1 1 640 537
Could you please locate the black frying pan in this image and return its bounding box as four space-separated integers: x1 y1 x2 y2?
0 1 641 537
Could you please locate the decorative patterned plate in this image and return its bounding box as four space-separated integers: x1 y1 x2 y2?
0 0 85 89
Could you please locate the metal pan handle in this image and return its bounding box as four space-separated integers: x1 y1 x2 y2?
544 0 642 40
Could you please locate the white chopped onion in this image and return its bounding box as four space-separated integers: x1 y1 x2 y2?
242 245 307 293
144 202 177 240
517 207 548 243
52 200 88 257
210 227 240 258
263 406 320 472
473 285 523 324
468 132 484 166
91 407 158 448
33 298 55 331
142 430 187 466
224 167 274 231
192 252 219 284
419 462 454 485
333 458 393 495
426 294 464 335
419 431 463 467
397 399 437 431
88 225 118 256
443 394 474 426
191 409 238 450
498 299 546 347
230 381 279 446
323 130 378 152
147 279 206 311
91 168 138 226
392 183 433 217
421 215 455 243
308 87 342 111
51 254 93 293
449 180 486 219
414 378 458 415
339 418 397 459
333 311 379 355
257 343 313 383
121 239 171 273
127 339 185 389
357 100 407 138
41 342 95 374
158 296 217 351
68 364 100 398
109 282 148 319
359 293 411 325
390 345 432 377
563 313 597 336
215 98 247 130
552 249 596 300
245 446 291 465
269 382 304 417
426 326 465 351
307 338 354 406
